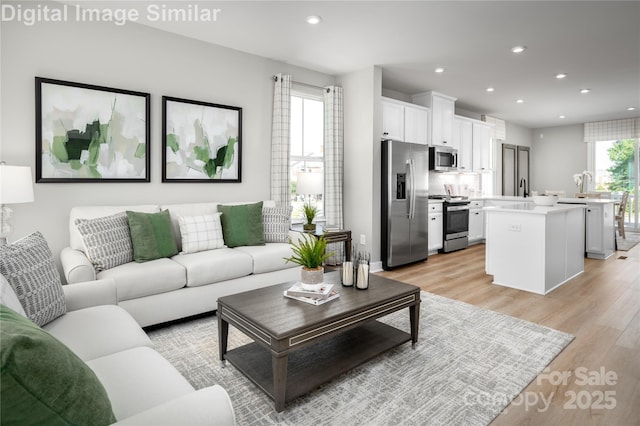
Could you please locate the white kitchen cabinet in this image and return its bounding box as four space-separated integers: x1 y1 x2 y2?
428 202 443 251
381 97 429 144
468 200 485 242
472 122 492 171
404 106 429 145
585 202 616 259
412 91 457 147
381 100 404 141
454 117 473 171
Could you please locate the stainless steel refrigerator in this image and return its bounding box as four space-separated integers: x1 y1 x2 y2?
381 140 429 270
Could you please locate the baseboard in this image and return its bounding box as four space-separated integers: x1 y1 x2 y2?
370 261 383 273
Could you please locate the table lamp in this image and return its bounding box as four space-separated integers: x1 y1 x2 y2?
296 170 323 231
0 163 35 245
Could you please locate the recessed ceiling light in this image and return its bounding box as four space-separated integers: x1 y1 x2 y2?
306 15 322 25
435 67 445 73
556 73 568 79
559 115 566 119
627 107 636 111
511 46 526 54
580 88 591 94
516 99 524 104
486 87 495 92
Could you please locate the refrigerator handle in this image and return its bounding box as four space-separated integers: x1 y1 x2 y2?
408 159 416 219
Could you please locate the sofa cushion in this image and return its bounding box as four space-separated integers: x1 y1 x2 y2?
172 248 253 287
263 205 293 243
235 243 297 274
43 305 153 361
87 347 194 421
97 258 186 302
69 205 160 251
178 213 225 254
1 274 27 317
160 202 220 251
127 210 179 262
75 212 133 271
0 232 66 326
219 201 265 247
0 305 116 425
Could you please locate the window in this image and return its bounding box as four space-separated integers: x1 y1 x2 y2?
591 138 639 231
290 91 324 222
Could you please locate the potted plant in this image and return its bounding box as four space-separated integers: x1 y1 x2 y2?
302 203 317 232
284 234 334 290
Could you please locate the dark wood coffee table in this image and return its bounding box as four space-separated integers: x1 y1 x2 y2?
217 273 420 412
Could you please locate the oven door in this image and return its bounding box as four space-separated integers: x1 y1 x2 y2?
445 205 469 240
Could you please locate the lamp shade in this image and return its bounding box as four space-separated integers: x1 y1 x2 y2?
0 164 34 204
296 171 323 195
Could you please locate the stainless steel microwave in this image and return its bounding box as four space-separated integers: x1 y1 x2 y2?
429 146 458 172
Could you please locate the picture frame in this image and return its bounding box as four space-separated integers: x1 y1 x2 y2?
162 96 242 183
35 77 150 182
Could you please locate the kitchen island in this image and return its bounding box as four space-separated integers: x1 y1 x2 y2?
484 203 586 295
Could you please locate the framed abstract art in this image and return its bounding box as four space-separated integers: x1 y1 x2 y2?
162 96 242 182
35 77 150 182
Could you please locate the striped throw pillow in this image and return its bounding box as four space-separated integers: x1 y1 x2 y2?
75 212 133 271
262 206 292 243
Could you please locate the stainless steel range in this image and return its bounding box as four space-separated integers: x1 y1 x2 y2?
429 195 470 253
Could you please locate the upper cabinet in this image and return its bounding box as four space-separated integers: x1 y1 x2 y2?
381 100 404 141
411 91 457 147
454 117 473 171
381 97 429 145
472 122 492 171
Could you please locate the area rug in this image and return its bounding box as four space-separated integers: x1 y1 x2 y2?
617 231 640 251
147 292 573 426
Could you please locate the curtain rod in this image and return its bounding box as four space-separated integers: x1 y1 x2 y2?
273 75 331 93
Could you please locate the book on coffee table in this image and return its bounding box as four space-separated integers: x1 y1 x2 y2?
283 290 340 305
285 282 334 300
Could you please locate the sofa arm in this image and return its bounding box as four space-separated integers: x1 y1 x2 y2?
288 230 307 244
61 247 96 283
112 385 236 426
63 279 117 312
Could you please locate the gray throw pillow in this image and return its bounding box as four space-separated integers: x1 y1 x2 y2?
0 232 66 326
262 206 292 243
75 212 133 271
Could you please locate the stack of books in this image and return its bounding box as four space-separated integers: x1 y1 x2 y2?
284 282 339 305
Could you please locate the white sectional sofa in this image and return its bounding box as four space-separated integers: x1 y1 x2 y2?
60 201 301 327
1 277 236 425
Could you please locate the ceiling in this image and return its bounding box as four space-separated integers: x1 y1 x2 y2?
85 1 640 129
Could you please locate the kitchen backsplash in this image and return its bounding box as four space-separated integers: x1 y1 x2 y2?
429 171 491 197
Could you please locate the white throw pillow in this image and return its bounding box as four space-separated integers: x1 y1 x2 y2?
75 212 133 271
1 274 27 317
0 232 66 326
262 206 292 243
178 213 226 254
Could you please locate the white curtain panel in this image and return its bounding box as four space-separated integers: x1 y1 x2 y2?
584 117 640 143
324 85 345 264
270 74 292 207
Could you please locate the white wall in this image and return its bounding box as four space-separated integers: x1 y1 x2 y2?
531 124 586 196
337 66 381 262
1 18 334 266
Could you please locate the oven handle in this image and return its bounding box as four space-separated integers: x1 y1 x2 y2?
446 205 469 211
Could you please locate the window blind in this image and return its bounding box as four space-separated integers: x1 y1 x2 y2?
583 117 640 142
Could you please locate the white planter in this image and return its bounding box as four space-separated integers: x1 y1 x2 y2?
300 267 324 291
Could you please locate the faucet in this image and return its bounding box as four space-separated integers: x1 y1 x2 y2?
519 178 529 197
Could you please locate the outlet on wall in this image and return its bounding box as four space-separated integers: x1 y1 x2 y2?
508 224 521 232
360 234 366 245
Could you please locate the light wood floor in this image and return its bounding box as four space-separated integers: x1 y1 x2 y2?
378 242 639 426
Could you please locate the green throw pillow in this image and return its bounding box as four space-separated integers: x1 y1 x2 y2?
219 202 265 247
0 305 117 425
126 210 178 262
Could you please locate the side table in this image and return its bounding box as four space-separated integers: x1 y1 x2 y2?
291 224 352 262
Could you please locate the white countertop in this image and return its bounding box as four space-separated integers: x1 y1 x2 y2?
483 202 586 215
470 195 616 204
